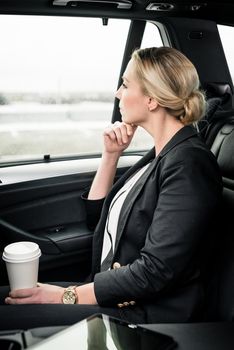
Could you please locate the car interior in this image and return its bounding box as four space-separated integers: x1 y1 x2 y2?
0 0 234 349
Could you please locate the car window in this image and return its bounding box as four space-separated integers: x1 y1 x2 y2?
126 21 163 152
0 15 130 164
141 21 164 49
218 25 234 83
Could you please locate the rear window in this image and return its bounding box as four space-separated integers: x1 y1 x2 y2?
218 25 234 83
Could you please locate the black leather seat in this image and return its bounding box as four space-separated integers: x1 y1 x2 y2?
202 116 234 321
198 82 233 143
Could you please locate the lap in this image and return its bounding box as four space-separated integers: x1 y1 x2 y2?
0 283 147 331
0 304 122 331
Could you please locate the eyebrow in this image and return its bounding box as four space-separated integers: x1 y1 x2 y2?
122 75 130 82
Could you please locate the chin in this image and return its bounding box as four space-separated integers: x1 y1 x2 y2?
121 112 136 125
121 115 131 124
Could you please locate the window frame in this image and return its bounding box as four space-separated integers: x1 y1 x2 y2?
0 17 167 168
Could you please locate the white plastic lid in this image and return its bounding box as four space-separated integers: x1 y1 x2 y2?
2 241 41 263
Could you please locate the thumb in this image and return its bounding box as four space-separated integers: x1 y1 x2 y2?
124 123 137 136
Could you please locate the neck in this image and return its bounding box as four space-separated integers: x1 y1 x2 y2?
142 108 184 156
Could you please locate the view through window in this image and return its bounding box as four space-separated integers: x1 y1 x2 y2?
218 25 234 84
0 16 129 162
0 17 162 163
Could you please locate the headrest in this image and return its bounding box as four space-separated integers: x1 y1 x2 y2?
203 82 232 104
206 97 222 120
213 124 234 180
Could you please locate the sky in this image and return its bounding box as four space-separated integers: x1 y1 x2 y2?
0 15 130 93
0 15 162 94
0 15 233 94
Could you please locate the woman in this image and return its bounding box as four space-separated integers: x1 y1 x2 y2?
0 47 222 329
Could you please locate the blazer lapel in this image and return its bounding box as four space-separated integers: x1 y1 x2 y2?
113 154 161 254
91 148 156 274
92 125 198 273
112 148 155 194
113 125 198 255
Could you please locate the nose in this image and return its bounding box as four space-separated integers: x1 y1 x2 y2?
115 86 122 100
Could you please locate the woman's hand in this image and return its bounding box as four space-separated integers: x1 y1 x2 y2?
88 122 137 200
103 122 137 155
5 283 64 304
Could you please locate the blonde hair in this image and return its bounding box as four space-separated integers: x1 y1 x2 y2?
131 47 206 125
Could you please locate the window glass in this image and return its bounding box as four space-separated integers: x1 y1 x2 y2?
127 22 163 152
141 21 163 49
218 25 234 83
0 16 130 163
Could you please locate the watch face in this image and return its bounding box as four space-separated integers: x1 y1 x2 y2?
63 290 76 304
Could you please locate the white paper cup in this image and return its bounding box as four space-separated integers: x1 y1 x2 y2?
2 241 41 291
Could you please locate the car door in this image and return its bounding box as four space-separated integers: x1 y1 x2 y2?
0 16 158 285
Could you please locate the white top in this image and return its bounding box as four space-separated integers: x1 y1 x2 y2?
101 163 151 267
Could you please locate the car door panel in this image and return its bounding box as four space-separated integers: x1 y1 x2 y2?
0 174 94 285
0 154 142 285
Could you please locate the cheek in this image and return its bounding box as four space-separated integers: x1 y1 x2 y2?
122 93 139 108
124 98 134 108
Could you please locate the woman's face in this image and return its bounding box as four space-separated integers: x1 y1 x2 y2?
115 59 150 126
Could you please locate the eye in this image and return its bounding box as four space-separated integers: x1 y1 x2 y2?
122 82 127 88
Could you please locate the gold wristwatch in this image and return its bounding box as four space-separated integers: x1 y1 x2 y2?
62 286 78 304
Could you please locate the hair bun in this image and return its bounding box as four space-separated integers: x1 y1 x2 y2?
132 47 206 125
182 90 206 125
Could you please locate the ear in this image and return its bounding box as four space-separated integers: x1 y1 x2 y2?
147 97 158 111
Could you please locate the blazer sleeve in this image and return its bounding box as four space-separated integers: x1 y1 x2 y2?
93 146 222 306
81 190 105 231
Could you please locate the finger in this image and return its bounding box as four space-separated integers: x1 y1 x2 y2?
104 130 117 143
118 123 130 144
113 125 124 145
104 122 122 133
113 122 132 144
104 122 135 145
124 123 137 136
104 127 117 142
5 296 39 305
9 287 36 298
104 124 124 145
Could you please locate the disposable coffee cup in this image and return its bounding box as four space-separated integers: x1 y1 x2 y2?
2 241 41 291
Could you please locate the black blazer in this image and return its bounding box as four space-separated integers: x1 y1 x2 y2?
84 126 222 323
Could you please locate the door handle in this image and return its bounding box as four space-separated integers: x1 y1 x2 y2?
0 218 60 254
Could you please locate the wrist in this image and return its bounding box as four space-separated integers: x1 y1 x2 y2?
62 285 79 304
102 151 121 164
76 283 97 305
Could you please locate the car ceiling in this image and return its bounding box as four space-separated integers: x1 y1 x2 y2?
0 1 234 26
